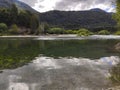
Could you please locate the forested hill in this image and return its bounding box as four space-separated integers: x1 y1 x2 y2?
0 0 39 34
0 0 117 34
39 9 116 31
0 0 37 13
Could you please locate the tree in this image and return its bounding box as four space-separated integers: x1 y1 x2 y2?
37 23 44 34
0 8 11 25
10 4 18 24
114 0 120 30
18 10 39 34
0 4 18 26
30 14 39 34
0 23 8 33
9 24 19 34
18 10 31 28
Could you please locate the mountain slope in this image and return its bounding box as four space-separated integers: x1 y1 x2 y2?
0 0 37 13
40 9 116 31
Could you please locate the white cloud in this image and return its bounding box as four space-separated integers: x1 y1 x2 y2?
33 0 61 12
19 0 37 6
19 0 115 12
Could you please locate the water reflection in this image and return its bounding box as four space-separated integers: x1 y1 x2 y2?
0 56 119 90
33 57 61 70
9 83 29 90
0 39 120 89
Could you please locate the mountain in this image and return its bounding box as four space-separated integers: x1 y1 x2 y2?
39 9 116 31
90 8 106 12
0 1 116 31
0 0 37 13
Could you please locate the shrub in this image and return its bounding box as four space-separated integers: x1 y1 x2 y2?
109 63 120 84
98 30 110 35
47 28 64 34
77 28 94 36
9 24 19 34
114 31 120 35
65 30 77 34
0 23 8 33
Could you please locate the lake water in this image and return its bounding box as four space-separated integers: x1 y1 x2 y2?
0 36 120 90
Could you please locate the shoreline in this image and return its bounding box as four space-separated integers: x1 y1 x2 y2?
0 34 77 37
0 35 120 40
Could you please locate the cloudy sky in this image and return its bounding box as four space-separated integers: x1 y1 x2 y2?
19 0 116 12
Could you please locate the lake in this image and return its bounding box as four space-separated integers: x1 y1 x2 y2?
0 36 120 90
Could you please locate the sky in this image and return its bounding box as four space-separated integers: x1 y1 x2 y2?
19 0 116 12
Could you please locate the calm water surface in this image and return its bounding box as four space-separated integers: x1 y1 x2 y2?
0 37 120 90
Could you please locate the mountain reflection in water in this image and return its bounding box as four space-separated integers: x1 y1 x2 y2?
0 38 120 90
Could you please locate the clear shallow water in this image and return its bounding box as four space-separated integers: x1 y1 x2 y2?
0 37 120 90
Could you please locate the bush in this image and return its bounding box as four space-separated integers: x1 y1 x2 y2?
109 63 120 84
77 28 94 36
0 23 8 33
114 31 120 35
9 24 19 34
98 30 110 35
47 28 64 34
65 30 77 34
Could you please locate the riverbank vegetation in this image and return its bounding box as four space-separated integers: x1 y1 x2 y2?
109 63 120 85
109 0 120 86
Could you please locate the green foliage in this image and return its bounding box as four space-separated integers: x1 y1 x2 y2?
65 30 77 34
19 10 29 28
48 27 64 34
114 30 120 35
114 0 120 30
65 29 94 35
37 24 43 34
0 23 8 33
10 4 18 24
37 23 50 34
77 28 94 36
0 4 18 25
43 22 50 34
18 10 39 34
109 63 120 84
0 8 11 25
98 30 110 35
9 24 19 34
18 10 32 28
30 14 39 34
0 4 39 34
40 10 115 31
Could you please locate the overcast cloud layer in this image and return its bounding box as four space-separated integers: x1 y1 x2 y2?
19 0 116 12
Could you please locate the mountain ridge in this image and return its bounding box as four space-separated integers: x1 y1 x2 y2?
0 0 116 31
0 0 37 13
39 9 116 31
